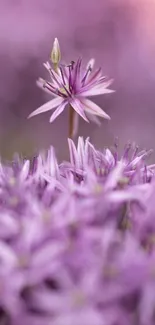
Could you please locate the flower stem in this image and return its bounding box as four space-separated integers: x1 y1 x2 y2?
69 105 75 139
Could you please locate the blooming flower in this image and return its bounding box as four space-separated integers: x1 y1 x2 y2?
60 137 155 187
0 138 155 324
28 39 113 137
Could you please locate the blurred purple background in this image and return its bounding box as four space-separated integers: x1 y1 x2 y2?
0 0 155 160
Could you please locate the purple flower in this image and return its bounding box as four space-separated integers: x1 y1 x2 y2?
0 137 155 324
28 39 113 137
62 137 155 186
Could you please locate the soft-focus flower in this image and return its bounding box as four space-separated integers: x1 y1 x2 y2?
0 137 155 324
28 39 113 137
61 137 155 185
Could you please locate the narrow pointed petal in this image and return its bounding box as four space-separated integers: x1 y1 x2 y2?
49 101 67 123
36 78 55 96
80 98 110 119
28 97 63 118
105 161 125 190
36 78 45 88
80 80 114 97
85 110 101 126
108 189 141 203
68 138 79 166
81 87 114 97
70 98 89 122
43 61 52 72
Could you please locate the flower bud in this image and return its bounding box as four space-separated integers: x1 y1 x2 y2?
50 38 61 65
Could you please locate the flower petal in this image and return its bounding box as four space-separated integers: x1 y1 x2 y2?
70 98 89 122
81 87 114 97
85 111 101 126
80 80 114 97
68 138 78 166
71 58 82 90
28 97 63 118
85 67 102 86
49 101 67 123
86 58 95 70
80 98 110 119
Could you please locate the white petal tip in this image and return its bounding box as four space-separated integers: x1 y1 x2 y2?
36 78 45 87
27 113 35 119
102 114 111 120
104 89 115 94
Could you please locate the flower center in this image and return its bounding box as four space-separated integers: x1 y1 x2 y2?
9 177 16 186
94 184 103 194
103 265 118 279
59 86 70 96
18 255 29 268
73 290 86 307
9 196 19 206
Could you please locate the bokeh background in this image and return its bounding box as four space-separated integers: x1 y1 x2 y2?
0 0 155 161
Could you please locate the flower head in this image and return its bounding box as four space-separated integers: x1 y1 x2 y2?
28 39 114 137
60 137 155 187
0 138 155 324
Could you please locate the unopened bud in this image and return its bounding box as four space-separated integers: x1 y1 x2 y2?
51 38 61 65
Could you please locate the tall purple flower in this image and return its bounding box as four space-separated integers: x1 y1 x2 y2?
28 39 113 137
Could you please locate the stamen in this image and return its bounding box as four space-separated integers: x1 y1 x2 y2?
68 65 72 91
49 69 62 88
132 145 139 160
72 58 82 89
62 84 71 97
67 61 75 69
56 88 68 98
59 66 66 85
123 143 131 160
84 67 102 86
113 137 118 164
50 68 71 97
43 82 61 96
81 66 92 86
45 81 56 91
71 61 75 69
65 61 75 90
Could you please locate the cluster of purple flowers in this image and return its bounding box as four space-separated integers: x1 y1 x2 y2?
0 136 155 325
